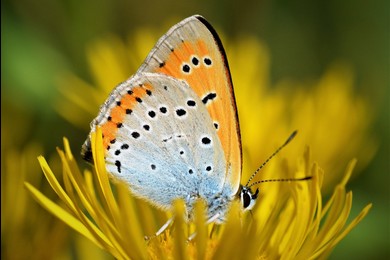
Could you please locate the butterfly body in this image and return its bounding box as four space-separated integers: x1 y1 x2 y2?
82 15 258 223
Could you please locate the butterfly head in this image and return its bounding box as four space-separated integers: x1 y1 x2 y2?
234 130 312 213
239 185 259 211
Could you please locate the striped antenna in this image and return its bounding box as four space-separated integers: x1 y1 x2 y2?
245 130 300 187
247 176 312 188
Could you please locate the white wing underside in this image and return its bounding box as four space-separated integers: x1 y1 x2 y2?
92 73 230 210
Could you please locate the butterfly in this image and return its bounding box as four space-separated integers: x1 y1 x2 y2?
81 15 309 229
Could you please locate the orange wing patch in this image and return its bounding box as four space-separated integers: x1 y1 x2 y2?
137 16 242 192
100 84 153 149
156 39 242 191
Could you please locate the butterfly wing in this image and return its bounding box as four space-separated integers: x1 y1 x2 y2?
137 15 242 193
83 73 227 210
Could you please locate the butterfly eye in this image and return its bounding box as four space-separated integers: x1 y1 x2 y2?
242 191 251 209
241 187 259 210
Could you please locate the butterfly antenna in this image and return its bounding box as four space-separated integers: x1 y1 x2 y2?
245 130 298 187
248 176 312 188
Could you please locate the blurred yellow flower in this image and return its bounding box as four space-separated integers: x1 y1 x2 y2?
56 32 376 191
1 143 69 260
1 102 111 259
226 37 377 190
26 128 372 259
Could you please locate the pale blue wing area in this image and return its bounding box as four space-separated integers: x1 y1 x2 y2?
91 73 231 211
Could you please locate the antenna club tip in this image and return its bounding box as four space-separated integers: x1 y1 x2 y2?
285 130 298 144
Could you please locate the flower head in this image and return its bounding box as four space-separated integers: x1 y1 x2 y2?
26 128 371 259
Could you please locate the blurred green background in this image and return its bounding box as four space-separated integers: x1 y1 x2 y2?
2 0 388 259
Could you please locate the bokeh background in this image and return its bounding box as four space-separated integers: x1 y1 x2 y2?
2 0 388 259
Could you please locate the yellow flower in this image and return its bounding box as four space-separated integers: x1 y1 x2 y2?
228 38 376 190
1 102 112 259
55 31 157 129
1 143 69 260
26 128 371 259
55 32 376 191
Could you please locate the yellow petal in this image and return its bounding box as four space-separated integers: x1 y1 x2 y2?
24 182 106 249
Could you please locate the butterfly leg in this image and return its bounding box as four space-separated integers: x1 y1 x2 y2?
187 213 220 242
144 217 174 240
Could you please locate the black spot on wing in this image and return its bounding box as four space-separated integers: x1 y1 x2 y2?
202 136 211 145
115 160 121 173
202 92 217 104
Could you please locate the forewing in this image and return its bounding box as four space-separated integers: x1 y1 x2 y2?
138 15 242 193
